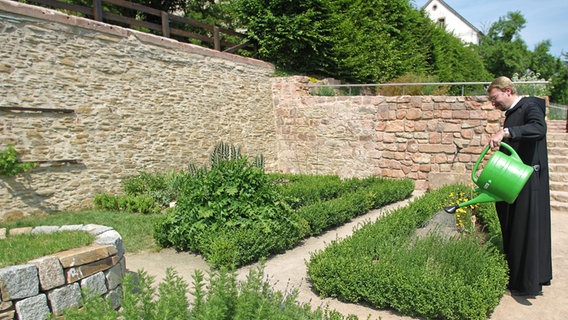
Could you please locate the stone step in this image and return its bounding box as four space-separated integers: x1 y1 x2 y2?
549 148 568 156
551 200 568 212
549 157 568 169
551 182 568 193
550 172 568 183
551 190 568 202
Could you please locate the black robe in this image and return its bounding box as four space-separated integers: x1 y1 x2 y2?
496 96 552 295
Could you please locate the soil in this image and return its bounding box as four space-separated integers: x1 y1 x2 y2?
126 190 568 319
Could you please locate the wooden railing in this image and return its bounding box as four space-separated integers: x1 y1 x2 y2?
15 0 253 54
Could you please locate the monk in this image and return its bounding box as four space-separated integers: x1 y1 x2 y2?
486 76 552 296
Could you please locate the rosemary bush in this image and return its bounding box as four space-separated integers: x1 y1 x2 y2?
57 266 359 320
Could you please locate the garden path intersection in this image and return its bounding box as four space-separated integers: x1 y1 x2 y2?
126 190 568 320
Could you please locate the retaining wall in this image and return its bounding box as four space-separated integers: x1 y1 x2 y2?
1 0 527 218
0 0 276 219
0 225 125 319
271 77 504 190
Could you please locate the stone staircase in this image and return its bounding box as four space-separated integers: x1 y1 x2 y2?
548 120 567 212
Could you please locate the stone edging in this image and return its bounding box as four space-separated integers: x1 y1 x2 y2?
0 225 125 319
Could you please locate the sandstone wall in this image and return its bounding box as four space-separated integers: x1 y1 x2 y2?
272 77 503 190
1 0 510 219
0 0 276 218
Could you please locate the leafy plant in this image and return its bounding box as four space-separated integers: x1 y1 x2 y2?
154 142 304 268
0 145 36 176
93 193 161 215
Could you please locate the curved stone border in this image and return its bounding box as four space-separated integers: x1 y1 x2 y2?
0 225 125 319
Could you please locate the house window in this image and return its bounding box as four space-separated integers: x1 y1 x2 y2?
437 18 445 27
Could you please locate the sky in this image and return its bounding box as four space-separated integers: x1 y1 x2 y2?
413 0 567 58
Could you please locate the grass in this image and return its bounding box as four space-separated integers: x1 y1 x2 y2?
0 231 95 268
1 209 161 255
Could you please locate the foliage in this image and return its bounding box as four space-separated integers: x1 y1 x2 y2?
269 173 347 209
154 142 304 269
123 170 190 207
58 266 359 320
297 177 414 236
307 184 508 320
478 11 530 78
0 145 36 177
234 0 335 74
476 11 568 103
328 0 430 83
0 231 94 268
93 193 161 215
511 70 550 97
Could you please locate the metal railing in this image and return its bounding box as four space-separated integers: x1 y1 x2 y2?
307 81 550 96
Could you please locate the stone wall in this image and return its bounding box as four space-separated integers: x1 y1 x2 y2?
272 77 503 190
0 225 125 319
1 0 513 219
0 0 276 219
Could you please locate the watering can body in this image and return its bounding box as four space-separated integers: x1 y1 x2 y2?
444 142 534 213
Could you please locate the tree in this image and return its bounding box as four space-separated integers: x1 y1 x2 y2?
233 0 335 74
478 11 531 77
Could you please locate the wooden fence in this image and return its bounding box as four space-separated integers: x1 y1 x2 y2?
15 0 252 53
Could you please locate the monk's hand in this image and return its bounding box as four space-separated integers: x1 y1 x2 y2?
488 129 505 149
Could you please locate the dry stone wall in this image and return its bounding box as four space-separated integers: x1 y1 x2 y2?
0 224 125 319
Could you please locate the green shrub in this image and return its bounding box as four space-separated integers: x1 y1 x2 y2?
307 185 508 320
93 193 161 215
297 177 413 236
123 170 189 207
0 145 36 176
269 173 347 209
57 266 359 320
154 145 305 269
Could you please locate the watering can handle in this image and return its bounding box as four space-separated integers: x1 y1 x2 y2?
471 142 522 183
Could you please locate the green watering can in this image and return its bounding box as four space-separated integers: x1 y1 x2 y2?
444 142 534 214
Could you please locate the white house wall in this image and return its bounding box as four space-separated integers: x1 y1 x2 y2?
423 0 480 44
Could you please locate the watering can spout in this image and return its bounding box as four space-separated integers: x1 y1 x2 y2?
443 190 503 214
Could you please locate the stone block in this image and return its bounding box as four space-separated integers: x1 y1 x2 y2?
59 225 84 232
8 227 32 236
47 283 81 316
15 294 50 320
1 301 14 314
31 226 60 234
105 286 122 310
94 230 124 258
0 228 5 240
55 245 117 268
80 272 108 298
0 309 15 320
82 224 113 236
65 255 120 283
30 256 65 291
104 257 125 290
0 265 39 300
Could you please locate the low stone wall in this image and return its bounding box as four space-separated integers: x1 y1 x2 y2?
0 225 125 319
